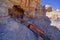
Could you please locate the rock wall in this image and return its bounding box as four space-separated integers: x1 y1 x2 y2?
9 0 40 11
0 0 60 40
46 10 60 30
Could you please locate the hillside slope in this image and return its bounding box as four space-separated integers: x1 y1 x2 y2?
0 0 60 40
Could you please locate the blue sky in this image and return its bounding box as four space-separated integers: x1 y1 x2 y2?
41 0 60 9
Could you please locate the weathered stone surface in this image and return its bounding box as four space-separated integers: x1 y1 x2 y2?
8 0 41 18
9 0 40 11
0 0 60 40
45 5 52 12
46 10 60 30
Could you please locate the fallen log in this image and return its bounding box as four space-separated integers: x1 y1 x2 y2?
8 5 51 40
17 18 51 40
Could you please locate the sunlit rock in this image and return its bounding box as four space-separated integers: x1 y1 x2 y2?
46 9 60 30
45 5 52 12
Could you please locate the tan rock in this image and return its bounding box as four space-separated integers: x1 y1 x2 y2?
8 0 41 18
9 0 40 11
45 5 52 12
46 10 60 19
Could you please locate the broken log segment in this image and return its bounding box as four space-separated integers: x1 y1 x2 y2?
18 18 51 40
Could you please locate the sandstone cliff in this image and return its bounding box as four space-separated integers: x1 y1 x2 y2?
0 0 60 40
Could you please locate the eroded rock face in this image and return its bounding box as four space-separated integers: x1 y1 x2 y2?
44 5 52 12
0 0 43 40
46 10 60 30
8 0 47 18
0 0 60 40
45 4 60 30
8 0 41 18
9 0 40 11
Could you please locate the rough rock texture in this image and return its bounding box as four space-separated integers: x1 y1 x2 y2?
45 5 52 12
46 10 60 30
0 0 60 40
9 0 41 18
9 0 40 11
0 0 42 40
